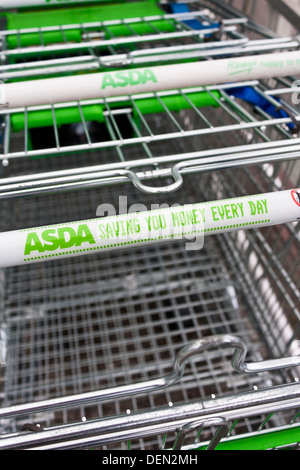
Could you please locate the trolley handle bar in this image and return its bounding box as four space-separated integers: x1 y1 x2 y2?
0 334 299 420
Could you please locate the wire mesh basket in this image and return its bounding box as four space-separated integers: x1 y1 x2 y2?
0 0 299 80
0 0 299 450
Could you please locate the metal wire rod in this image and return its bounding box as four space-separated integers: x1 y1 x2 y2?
0 334 299 421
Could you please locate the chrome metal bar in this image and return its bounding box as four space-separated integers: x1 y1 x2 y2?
1 36 297 78
1 138 300 197
1 383 300 450
183 423 300 451
0 114 298 168
23 109 28 155
50 105 60 151
2 114 10 157
172 417 231 450
77 103 92 147
154 92 184 132
219 89 272 143
0 12 245 36
0 335 299 422
0 1 299 451
1 26 238 58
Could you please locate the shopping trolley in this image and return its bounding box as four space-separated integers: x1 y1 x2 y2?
0 0 299 79
0 0 299 450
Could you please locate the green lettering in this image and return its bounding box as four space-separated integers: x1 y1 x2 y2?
211 207 219 222
237 202 244 217
101 73 117 90
261 199 268 213
172 212 180 227
105 223 114 239
133 218 141 233
218 205 225 221
57 227 77 249
179 212 187 226
198 208 206 223
101 69 157 90
126 219 134 235
112 222 120 237
249 201 257 216
99 224 106 240
192 209 199 224
129 70 142 86
224 205 232 220
144 69 157 84
42 229 60 251
256 201 264 215
185 210 195 226
145 216 152 231
75 224 96 247
119 220 127 236
24 232 45 256
231 204 239 219
115 71 129 87
151 215 159 230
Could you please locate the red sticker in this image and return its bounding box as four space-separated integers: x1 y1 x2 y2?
291 190 300 207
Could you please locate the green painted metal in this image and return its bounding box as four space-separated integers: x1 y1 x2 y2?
11 90 221 132
4 2 221 156
11 103 104 132
197 426 300 451
3 1 173 50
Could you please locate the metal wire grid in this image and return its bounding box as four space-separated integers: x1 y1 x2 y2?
190 81 300 362
1 76 300 198
0 0 299 196
0 7 248 78
0 74 299 448
0 1 299 80
0 11 246 57
0 0 299 451
0 172 298 450
201 164 300 357
0 106 299 447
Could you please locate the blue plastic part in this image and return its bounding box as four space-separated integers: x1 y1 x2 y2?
169 5 294 132
169 3 220 33
228 86 295 131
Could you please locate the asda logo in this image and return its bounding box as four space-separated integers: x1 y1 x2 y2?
101 69 157 90
24 224 95 256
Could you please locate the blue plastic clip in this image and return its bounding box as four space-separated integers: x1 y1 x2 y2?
169 3 220 34
169 5 296 133
228 86 296 132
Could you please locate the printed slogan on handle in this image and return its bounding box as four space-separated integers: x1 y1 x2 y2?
23 195 270 261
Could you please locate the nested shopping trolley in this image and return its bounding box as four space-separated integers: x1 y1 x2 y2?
0 0 300 450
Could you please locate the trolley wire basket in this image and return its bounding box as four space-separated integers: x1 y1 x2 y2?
0 0 299 450
0 0 299 80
